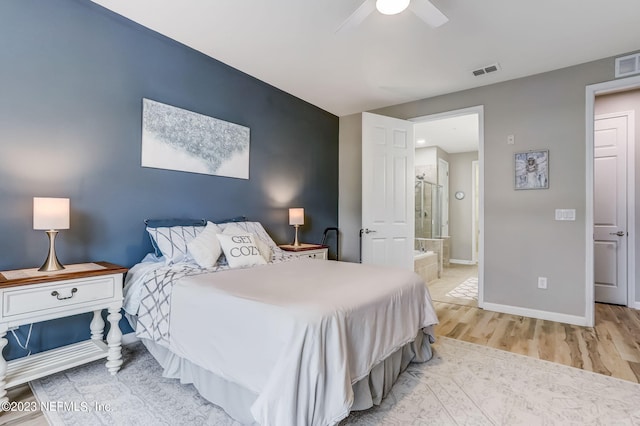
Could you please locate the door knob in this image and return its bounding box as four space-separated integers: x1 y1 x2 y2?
609 231 626 237
364 228 377 234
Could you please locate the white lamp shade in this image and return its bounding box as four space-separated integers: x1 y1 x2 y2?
289 208 304 226
376 0 410 15
33 197 70 230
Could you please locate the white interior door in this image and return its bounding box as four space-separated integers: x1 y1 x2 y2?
362 112 414 270
594 113 629 305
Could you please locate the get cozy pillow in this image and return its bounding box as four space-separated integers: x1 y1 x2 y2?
217 233 267 269
222 224 273 262
187 221 222 268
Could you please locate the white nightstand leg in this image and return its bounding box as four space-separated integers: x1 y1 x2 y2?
90 309 105 341
105 307 122 375
0 325 8 404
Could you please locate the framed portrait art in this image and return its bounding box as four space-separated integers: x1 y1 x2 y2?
515 150 549 190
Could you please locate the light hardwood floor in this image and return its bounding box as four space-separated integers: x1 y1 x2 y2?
428 264 640 383
3 299 640 424
1 384 45 426
434 301 640 383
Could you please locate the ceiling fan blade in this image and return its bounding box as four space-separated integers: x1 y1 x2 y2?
409 0 449 28
335 0 376 33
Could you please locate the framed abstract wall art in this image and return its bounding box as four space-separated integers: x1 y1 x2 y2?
514 149 549 190
141 98 250 179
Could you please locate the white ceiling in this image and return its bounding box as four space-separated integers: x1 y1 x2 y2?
90 0 640 117
415 113 478 154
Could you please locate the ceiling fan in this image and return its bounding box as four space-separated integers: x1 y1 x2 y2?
336 0 448 33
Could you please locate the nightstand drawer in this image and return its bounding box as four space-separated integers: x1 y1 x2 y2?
279 244 329 260
3 276 117 318
300 250 327 260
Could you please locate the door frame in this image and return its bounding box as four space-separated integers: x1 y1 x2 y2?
410 105 485 308
585 75 640 326
472 160 479 264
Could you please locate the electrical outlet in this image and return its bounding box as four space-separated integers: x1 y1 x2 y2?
538 277 548 289
507 134 515 145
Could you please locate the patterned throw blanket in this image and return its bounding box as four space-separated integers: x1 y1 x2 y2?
134 253 294 347
135 264 217 346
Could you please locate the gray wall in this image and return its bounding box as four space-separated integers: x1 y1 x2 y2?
339 55 622 319
594 89 640 307
449 151 478 262
415 146 437 182
1 0 338 359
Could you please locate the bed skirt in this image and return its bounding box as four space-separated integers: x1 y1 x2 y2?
137 326 433 425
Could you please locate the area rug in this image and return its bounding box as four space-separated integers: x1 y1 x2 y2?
31 338 640 425
446 276 478 300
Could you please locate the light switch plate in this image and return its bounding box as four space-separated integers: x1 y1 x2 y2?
555 209 576 221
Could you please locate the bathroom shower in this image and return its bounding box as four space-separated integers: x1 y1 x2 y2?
415 174 443 239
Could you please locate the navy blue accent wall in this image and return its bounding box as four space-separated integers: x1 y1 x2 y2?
0 0 338 360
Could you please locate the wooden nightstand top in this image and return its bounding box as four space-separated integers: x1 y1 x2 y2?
0 261 127 288
279 243 329 252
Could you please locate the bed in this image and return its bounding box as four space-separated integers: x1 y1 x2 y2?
123 220 438 425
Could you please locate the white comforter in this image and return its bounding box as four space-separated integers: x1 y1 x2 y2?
127 259 438 426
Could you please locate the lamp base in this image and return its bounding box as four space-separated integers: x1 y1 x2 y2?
39 230 65 272
292 225 301 247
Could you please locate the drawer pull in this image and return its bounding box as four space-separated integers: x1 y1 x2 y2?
51 288 78 300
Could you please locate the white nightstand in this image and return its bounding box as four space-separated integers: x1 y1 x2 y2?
279 243 329 260
0 261 127 404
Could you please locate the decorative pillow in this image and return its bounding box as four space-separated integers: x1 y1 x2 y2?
146 224 204 264
217 233 267 269
255 238 273 262
223 225 272 262
187 222 222 268
218 221 278 249
144 218 206 257
221 224 243 233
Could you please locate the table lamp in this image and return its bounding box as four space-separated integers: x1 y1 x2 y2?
33 197 70 272
289 208 304 247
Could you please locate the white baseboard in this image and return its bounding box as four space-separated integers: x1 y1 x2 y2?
482 302 589 327
629 301 640 310
449 259 476 265
121 332 140 346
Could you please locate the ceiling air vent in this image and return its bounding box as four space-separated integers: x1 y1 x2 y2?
615 53 640 78
472 63 500 77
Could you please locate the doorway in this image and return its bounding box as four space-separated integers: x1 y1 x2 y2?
411 106 484 308
593 110 633 305
585 76 640 326
360 106 484 307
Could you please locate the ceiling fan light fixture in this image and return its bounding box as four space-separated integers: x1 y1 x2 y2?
376 0 410 15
